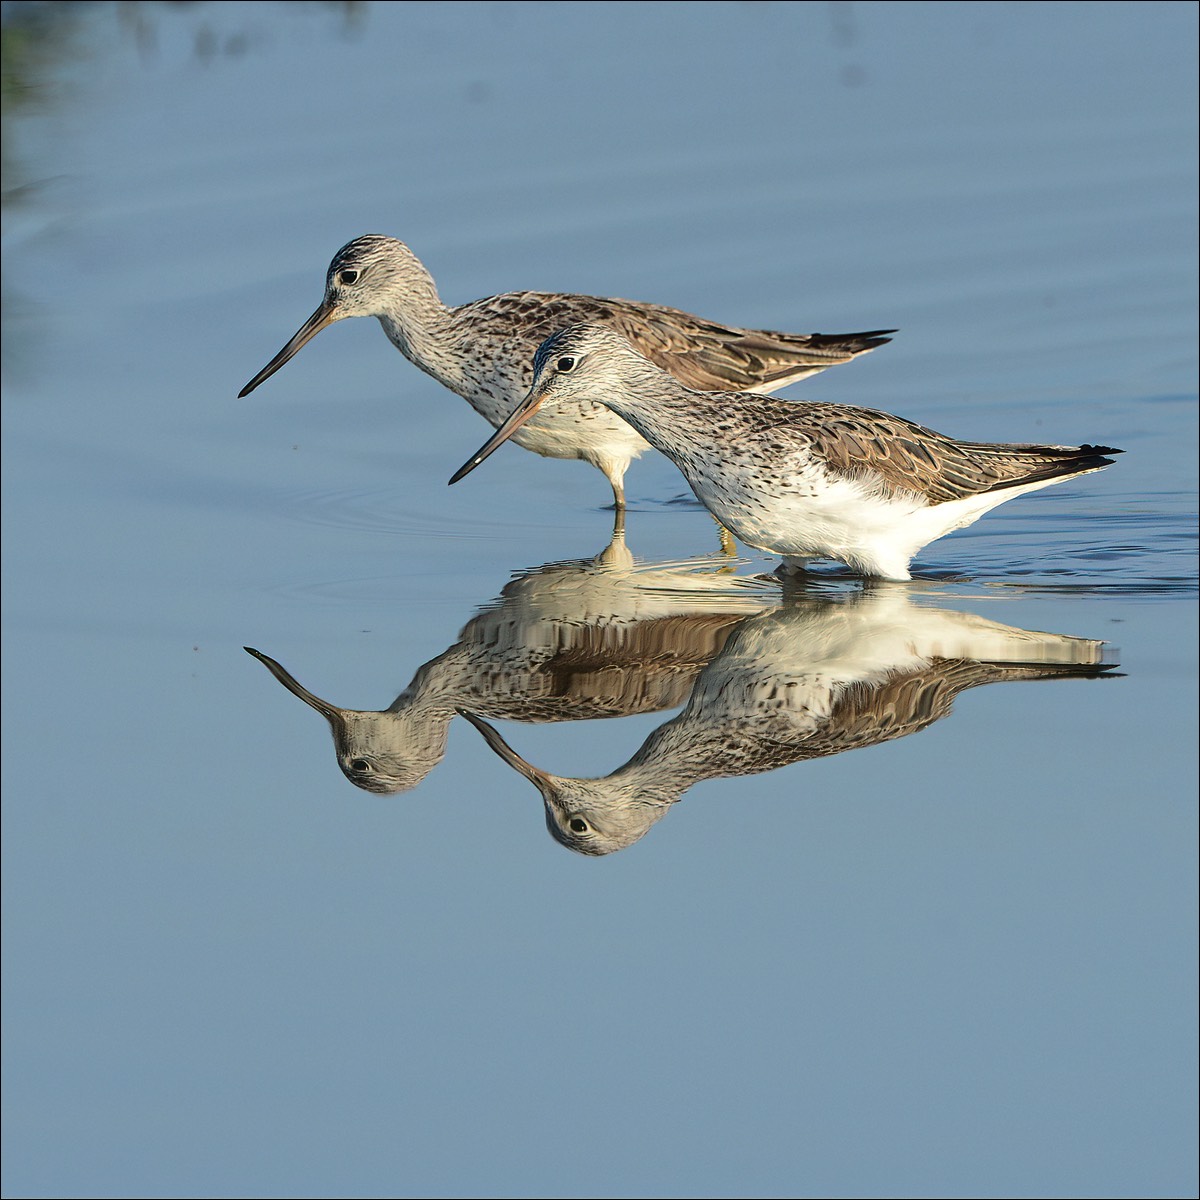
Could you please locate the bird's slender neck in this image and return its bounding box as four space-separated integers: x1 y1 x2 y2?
603 706 729 803
372 267 460 388
593 366 711 460
389 641 476 717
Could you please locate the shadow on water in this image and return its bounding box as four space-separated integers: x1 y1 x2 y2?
247 528 1121 854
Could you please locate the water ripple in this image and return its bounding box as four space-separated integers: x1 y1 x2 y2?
268 483 547 539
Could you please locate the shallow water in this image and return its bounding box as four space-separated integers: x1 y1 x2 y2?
2 3 1197 1197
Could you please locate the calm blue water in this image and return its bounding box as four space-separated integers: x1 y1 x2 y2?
2 3 1197 1197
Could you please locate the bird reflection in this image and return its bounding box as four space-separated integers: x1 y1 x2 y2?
246 530 774 793
460 588 1118 855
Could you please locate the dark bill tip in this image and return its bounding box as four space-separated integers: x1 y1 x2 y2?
448 453 490 486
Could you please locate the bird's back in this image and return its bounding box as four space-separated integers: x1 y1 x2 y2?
449 291 891 396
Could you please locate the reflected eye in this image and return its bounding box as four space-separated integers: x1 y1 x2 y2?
337 269 360 286
555 356 576 373
568 817 590 834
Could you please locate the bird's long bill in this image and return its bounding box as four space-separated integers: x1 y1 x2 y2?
238 299 337 397
244 647 346 729
456 709 554 789
448 384 548 485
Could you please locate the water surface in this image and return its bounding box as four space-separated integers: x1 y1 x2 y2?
2 3 1196 1197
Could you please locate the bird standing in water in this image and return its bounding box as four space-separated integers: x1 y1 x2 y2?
239 235 892 508
450 325 1122 581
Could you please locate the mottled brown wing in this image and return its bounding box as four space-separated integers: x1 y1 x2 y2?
456 291 890 391
459 292 618 358
791 404 1121 503
603 298 893 392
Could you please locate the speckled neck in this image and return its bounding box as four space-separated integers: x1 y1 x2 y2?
373 272 462 392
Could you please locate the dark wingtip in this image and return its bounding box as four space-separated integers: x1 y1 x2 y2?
812 328 898 351
1078 444 1124 471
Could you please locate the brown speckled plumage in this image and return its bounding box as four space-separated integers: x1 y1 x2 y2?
452 325 1123 580
239 235 891 506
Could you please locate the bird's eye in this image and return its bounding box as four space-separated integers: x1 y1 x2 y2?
555 356 576 373
337 269 360 286
348 757 372 773
568 817 590 834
